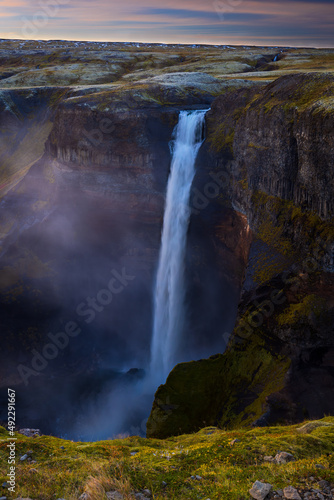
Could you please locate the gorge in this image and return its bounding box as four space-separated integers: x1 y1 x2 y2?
0 40 333 442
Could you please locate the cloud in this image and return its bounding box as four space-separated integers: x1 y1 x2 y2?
136 7 271 22
0 0 332 47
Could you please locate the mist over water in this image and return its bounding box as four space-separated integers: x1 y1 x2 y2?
0 106 237 441
77 110 209 440
150 110 208 383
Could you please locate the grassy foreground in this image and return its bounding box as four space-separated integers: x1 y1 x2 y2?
0 418 333 499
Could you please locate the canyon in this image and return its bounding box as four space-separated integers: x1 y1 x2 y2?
0 40 333 439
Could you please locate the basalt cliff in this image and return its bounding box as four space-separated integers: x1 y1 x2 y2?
147 72 334 437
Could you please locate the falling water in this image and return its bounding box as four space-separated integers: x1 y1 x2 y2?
150 109 208 382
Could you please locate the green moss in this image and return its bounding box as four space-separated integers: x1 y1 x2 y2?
208 124 235 154
242 74 334 120
251 192 296 278
238 178 248 191
263 98 282 113
252 252 290 285
1 419 333 500
276 294 326 326
248 142 270 150
234 356 291 427
251 191 334 282
147 326 291 439
48 87 70 108
285 75 334 111
217 340 291 429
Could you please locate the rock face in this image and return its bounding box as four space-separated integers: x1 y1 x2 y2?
46 92 179 220
0 57 333 439
207 73 334 273
147 73 334 438
231 74 334 219
0 81 251 435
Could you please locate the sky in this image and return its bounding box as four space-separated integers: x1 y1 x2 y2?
0 0 334 47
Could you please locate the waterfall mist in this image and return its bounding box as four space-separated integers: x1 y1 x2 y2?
0 106 240 441
71 110 210 440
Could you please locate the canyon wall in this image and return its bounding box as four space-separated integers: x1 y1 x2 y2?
147 73 334 438
0 80 250 434
1 70 333 437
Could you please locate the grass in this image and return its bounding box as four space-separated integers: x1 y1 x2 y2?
0 418 333 499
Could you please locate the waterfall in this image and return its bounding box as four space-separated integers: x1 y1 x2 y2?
150 109 208 382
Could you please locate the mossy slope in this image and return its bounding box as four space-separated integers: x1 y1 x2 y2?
1 418 334 499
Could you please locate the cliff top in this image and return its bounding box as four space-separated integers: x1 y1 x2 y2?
0 39 333 88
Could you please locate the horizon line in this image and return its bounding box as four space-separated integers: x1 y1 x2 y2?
1 37 334 50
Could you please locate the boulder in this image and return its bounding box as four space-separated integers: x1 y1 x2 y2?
249 480 273 500
275 452 295 464
106 493 124 500
283 486 302 499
